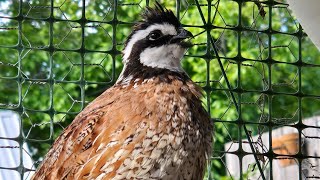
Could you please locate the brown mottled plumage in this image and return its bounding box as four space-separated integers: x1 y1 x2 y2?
32 3 212 180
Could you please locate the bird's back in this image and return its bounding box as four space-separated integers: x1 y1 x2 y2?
32 73 212 180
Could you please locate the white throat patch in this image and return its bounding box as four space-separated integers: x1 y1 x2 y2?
139 44 186 72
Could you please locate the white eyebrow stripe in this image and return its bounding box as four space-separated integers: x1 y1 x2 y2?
122 23 177 61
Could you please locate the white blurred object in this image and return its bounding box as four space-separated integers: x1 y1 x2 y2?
287 0 320 50
0 111 34 180
224 116 320 179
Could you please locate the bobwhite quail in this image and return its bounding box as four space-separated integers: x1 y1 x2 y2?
32 2 213 180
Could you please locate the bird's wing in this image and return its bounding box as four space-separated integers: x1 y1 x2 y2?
31 84 160 179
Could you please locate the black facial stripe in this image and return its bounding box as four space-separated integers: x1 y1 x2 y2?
126 34 175 61
148 35 174 47
126 39 149 65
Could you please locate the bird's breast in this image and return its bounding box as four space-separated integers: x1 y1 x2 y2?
101 77 210 179
32 75 211 180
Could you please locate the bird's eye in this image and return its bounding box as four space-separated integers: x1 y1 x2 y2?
148 31 162 40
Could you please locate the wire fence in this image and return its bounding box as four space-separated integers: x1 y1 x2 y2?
0 0 320 179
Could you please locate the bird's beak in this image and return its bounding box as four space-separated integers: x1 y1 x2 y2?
172 28 194 41
169 28 193 48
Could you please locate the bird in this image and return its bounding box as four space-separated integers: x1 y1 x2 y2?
31 2 213 180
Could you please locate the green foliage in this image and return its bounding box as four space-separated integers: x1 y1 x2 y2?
1 0 320 179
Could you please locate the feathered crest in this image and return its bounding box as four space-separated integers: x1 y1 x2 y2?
135 2 181 30
123 2 181 49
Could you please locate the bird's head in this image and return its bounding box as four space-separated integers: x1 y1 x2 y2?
117 2 193 84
